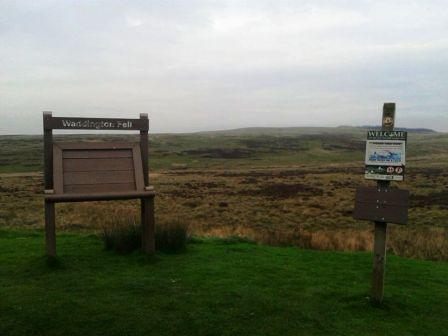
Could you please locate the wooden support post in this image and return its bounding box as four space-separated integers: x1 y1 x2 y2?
139 113 155 254
43 111 53 189
141 197 155 254
372 220 387 303
139 113 149 186
371 103 395 304
45 201 56 257
43 111 56 257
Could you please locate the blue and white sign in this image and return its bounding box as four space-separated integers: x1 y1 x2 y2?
364 131 407 181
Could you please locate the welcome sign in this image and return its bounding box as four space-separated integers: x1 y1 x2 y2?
364 131 407 181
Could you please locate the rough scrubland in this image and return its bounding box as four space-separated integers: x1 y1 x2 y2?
1 127 447 335
1 127 447 260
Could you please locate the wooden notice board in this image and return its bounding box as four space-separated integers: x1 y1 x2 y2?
353 187 410 225
43 112 155 256
52 142 144 197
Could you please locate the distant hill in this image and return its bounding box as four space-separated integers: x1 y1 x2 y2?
359 126 436 133
197 125 437 136
197 126 365 136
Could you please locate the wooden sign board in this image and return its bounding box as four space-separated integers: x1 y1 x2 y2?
354 187 409 225
52 142 144 197
43 112 155 257
44 117 148 131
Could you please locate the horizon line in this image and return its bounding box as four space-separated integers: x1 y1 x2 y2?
0 124 440 136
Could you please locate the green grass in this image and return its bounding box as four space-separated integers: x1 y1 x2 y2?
1 229 447 336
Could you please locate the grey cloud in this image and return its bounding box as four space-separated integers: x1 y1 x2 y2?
0 0 447 134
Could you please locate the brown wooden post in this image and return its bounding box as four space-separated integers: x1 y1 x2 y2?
43 112 53 190
139 113 149 186
139 113 155 253
45 202 56 256
371 102 395 304
141 197 155 253
43 111 56 257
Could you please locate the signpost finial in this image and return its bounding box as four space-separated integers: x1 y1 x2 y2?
382 103 396 131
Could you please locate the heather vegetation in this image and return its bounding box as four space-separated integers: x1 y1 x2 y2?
0 127 447 260
1 127 448 335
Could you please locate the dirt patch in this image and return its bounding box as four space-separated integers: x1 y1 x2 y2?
215 167 363 178
238 137 310 151
407 168 447 177
239 177 259 184
183 200 200 208
216 170 276 178
183 181 223 189
239 183 323 199
0 172 42 178
181 148 253 159
163 181 227 198
330 180 361 188
411 190 448 209
322 140 364 151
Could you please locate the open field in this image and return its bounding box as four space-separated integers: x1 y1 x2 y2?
1 127 447 260
2 127 448 173
1 229 448 336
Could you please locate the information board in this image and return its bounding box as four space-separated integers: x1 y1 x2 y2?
364 130 407 181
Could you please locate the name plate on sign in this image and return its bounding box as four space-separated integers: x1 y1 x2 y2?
44 117 148 131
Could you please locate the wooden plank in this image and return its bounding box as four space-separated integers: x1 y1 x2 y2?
132 144 145 190
355 187 410 207
63 170 135 186
45 117 148 131
53 144 64 194
64 182 136 194
354 202 408 225
63 149 132 159
56 142 139 150
45 191 155 203
63 157 134 172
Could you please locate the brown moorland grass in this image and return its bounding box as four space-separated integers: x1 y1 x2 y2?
1 164 447 260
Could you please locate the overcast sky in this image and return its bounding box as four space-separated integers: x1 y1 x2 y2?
1 0 447 134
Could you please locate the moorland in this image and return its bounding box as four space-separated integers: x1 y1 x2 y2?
1 126 447 260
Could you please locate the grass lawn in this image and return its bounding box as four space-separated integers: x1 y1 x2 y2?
1 229 447 336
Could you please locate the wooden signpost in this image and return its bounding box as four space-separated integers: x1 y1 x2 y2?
43 112 156 257
353 103 410 304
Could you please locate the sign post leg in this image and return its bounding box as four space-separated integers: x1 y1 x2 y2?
141 197 155 254
45 201 56 257
372 221 387 303
370 102 395 304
